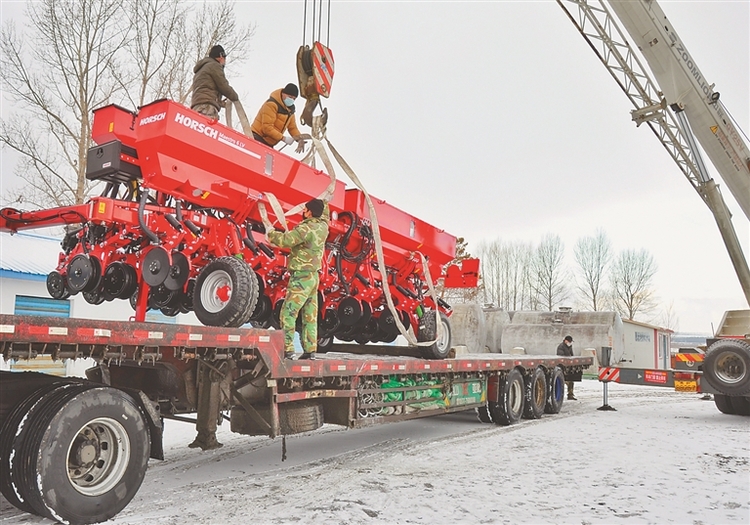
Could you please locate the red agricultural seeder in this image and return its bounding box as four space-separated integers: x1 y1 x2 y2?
0 99 478 358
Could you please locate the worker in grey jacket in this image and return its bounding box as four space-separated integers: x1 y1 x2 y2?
190 45 239 120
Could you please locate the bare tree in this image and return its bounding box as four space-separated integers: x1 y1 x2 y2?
1 0 255 208
533 233 568 311
1 0 127 207
658 301 680 331
610 248 658 320
573 229 612 310
477 239 536 310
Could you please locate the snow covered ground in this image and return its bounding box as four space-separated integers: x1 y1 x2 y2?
1 380 748 524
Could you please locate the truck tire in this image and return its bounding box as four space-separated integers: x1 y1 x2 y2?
27 385 150 524
193 257 259 327
475 405 493 423
713 393 735 415
418 310 452 360
231 401 324 436
489 368 525 425
545 366 565 414
523 367 547 420
729 396 750 416
702 339 750 396
0 380 76 515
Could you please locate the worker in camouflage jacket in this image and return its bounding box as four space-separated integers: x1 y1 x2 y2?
264 199 329 360
190 45 238 120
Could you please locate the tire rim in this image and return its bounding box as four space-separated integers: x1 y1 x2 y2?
509 377 523 414
66 417 131 496
533 375 546 407
436 317 450 352
201 269 233 313
715 351 747 384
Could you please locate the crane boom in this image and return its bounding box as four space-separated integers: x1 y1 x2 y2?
558 0 750 306
606 0 750 220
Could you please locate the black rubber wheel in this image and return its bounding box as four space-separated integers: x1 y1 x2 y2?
475 405 493 423
317 336 333 353
193 257 258 327
702 339 750 395
230 401 324 436
545 366 565 414
83 288 106 305
713 393 735 414
418 310 452 360
24 386 151 524
489 368 525 426
67 254 102 294
523 367 547 420
102 262 138 300
46 271 71 299
729 396 750 416
0 380 75 515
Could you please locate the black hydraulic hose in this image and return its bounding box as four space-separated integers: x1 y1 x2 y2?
243 223 260 256
258 243 275 259
165 214 182 231
184 219 202 236
138 191 159 244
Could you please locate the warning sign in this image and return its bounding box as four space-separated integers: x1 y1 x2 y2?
644 370 668 384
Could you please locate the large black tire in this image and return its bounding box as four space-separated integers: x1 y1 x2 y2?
489 368 525 426
523 367 547 420
729 396 750 416
702 339 750 396
23 386 151 524
193 257 259 327
475 405 493 423
0 380 76 515
418 310 452 360
545 366 565 414
713 393 735 414
231 401 324 436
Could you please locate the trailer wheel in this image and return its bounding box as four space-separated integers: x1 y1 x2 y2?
702 339 750 396
489 368 525 425
475 405 493 423
0 380 75 515
545 366 565 414
729 396 750 416
523 367 547 420
281 401 324 433
418 310 452 360
24 386 150 524
194 257 258 327
713 393 735 415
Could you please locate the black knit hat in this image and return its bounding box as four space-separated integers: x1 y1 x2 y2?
305 199 324 218
281 83 299 97
209 45 226 59
564 335 573 342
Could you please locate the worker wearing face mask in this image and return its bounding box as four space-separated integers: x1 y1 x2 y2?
251 83 307 153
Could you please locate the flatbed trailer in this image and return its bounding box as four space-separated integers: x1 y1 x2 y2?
0 314 592 524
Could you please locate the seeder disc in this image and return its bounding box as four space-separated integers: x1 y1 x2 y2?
163 252 190 291
142 246 171 287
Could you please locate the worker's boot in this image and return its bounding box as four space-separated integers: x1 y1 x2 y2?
188 431 223 451
299 352 316 360
566 382 577 400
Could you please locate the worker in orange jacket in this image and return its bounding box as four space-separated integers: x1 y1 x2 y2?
251 84 306 153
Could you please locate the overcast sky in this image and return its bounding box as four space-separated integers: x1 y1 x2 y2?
1 0 748 333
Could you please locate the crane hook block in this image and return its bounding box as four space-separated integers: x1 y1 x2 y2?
297 42 335 127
